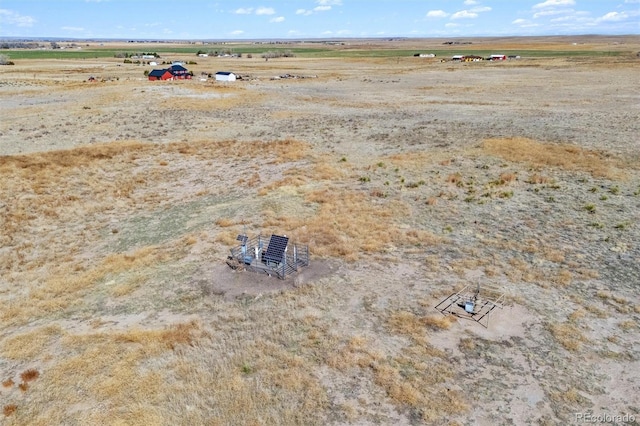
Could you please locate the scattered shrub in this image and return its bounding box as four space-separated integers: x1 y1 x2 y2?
3 405 17 417
20 369 39 383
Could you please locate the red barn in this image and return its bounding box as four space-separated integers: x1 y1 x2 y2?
148 69 173 81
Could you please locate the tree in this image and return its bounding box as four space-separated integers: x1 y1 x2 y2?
0 54 13 65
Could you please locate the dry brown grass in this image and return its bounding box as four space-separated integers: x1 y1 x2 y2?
526 173 550 184
482 137 629 180
157 87 265 111
0 322 206 425
498 172 517 184
549 322 586 352
258 184 441 260
618 320 638 331
1 325 63 360
215 217 236 227
327 331 467 422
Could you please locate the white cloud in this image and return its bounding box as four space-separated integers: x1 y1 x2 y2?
426 10 449 18
230 30 244 35
451 10 478 19
61 26 84 32
295 0 341 16
597 11 628 22
533 9 572 18
270 16 285 23
533 0 575 9
256 7 275 15
624 0 640 3
463 0 478 4
471 6 492 13
512 18 540 28
0 9 36 27
445 23 460 28
234 8 253 14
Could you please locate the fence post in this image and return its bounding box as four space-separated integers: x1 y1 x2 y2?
293 245 298 271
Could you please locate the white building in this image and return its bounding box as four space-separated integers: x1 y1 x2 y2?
215 71 237 82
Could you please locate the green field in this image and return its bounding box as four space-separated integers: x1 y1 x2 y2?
1 46 625 60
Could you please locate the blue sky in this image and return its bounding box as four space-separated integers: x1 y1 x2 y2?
0 0 638 39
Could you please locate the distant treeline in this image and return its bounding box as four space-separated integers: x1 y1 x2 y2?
261 50 296 59
114 52 161 58
0 42 44 49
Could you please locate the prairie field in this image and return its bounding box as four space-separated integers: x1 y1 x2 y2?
1 35 639 425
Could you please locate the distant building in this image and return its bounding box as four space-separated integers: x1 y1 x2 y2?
490 54 507 61
148 69 173 81
168 64 190 79
215 71 237 82
148 64 192 81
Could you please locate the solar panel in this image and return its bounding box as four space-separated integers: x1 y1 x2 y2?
236 234 248 244
262 234 289 264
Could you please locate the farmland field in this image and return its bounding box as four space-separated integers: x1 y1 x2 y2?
1 35 639 425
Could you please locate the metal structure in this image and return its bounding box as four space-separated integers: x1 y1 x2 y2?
434 283 505 328
228 233 309 279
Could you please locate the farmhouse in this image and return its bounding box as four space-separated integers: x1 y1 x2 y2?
490 54 507 61
168 64 190 79
148 64 192 81
215 71 237 82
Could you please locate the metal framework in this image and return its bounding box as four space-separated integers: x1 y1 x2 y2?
227 233 309 279
434 283 505 328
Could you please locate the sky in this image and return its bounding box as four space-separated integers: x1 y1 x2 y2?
0 0 638 40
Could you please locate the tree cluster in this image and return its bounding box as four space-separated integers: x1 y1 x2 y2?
114 52 160 58
261 50 295 59
0 54 14 65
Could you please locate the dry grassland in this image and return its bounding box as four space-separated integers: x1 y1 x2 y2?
1 36 640 425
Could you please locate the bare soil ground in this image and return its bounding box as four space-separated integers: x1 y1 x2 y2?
1 36 639 425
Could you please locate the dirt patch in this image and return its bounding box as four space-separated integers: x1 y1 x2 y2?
193 258 341 300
